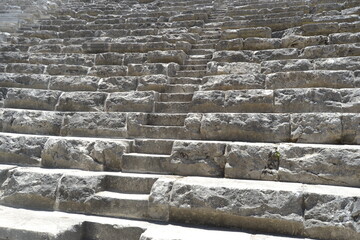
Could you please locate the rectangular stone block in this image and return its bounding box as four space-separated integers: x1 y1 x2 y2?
105 91 158 113
88 65 128 77
0 134 48 166
200 113 290 142
207 62 260 75
60 112 127 138
341 113 360 144
266 70 356 89
56 92 108 112
243 37 282 50
47 64 90 76
5 63 45 74
201 74 265 90
290 113 342 144
4 88 62 111
49 75 100 92
212 51 253 62
98 76 138 92
147 50 187 65
128 63 179 77
261 59 313 74
2 109 63 135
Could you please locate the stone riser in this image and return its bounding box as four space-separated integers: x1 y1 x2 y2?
1 87 359 114
0 110 359 144
0 133 359 187
0 166 359 240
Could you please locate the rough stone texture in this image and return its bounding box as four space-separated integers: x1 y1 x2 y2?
105 91 158 112
290 113 342 144
147 50 187 65
98 76 138 92
60 112 127 138
169 141 226 177
200 113 290 142
4 88 62 111
56 92 108 112
41 139 130 171
0 135 48 166
1 110 63 135
0 168 61 210
201 74 265 90
207 62 260 75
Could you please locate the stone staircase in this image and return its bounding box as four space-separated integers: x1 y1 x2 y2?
0 0 359 239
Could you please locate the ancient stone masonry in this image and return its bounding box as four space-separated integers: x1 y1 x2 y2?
0 0 359 239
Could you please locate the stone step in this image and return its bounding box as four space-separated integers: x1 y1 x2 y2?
89 191 149 219
179 64 207 71
122 153 172 174
188 49 215 55
155 102 192 113
164 84 199 93
160 93 194 102
175 70 207 78
1 109 359 144
132 139 174 155
0 205 152 240
184 59 209 65
1 134 359 187
188 54 212 60
168 77 202 84
191 43 215 49
163 177 360 239
0 205 320 240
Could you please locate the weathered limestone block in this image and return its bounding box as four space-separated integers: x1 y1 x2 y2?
2 110 63 135
277 143 360 187
4 88 62 111
5 63 45 74
207 62 260 75
0 168 61 210
201 74 265 90
47 64 89 76
200 113 290 142
243 38 282 50
261 59 313 74
215 39 243 51
105 91 158 112
123 53 148 65
290 113 342 144
341 113 360 144
49 76 100 92
301 23 339 36
169 178 304 236
225 90 274 113
147 50 187 65
89 65 128 77
339 21 360 33
0 52 29 63
169 13 208 22
169 141 226 177
300 44 360 59
22 30 59 39
253 48 298 62
303 186 360 240
221 27 272 40
60 112 127 138
192 91 225 112
266 71 356 89
28 44 62 53
148 177 179 221
274 88 343 113
42 139 104 171
340 89 360 112
128 63 179 77
212 51 253 62
29 53 94 67
313 57 360 71
94 53 124 65
137 75 168 92
329 32 360 44
57 174 105 213
56 92 108 112
224 143 278 180
282 35 328 49
0 135 48 166
0 73 50 89
82 42 111 54
98 76 138 92
163 33 199 44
